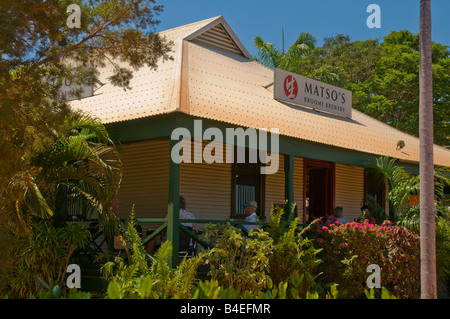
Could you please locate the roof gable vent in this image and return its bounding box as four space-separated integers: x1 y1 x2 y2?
186 17 252 59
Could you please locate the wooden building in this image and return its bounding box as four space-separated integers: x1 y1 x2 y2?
71 16 450 264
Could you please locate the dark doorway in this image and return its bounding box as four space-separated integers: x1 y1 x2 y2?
231 147 265 219
305 159 334 222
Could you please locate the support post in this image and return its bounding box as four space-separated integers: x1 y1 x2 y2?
284 154 295 222
167 138 180 268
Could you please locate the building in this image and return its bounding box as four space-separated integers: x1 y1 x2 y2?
70 16 450 263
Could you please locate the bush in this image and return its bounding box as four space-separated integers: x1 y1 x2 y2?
7 220 91 298
310 218 419 298
102 212 203 299
200 205 322 298
200 222 273 295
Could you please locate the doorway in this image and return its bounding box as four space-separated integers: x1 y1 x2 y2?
304 159 335 223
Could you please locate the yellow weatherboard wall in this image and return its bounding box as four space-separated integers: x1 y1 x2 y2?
117 138 170 219
335 163 365 221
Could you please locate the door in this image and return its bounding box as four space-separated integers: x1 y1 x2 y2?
305 159 335 222
308 167 328 218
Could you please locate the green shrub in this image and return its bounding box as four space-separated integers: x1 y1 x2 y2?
8 220 91 298
102 212 203 299
310 218 419 298
200 205 322 298
200 222 273 295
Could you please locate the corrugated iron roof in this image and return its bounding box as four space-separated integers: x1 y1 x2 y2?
70 16 450 167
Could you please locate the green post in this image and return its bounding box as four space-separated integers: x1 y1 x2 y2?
167 138 180 268
284 154 295 222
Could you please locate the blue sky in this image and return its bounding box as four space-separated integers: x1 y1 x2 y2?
155 0 450 57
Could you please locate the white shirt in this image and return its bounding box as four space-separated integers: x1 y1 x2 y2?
244 212 258 232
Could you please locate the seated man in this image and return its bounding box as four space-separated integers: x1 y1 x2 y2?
243 200 259 232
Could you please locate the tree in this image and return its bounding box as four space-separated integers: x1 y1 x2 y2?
419 0 437 299
2 110 122 231
294 32 449 147
253 31 316 71
253 31 344 87
299 34 381 88
0 0 172 230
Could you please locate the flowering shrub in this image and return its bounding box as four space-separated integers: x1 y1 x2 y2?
310 218 419 298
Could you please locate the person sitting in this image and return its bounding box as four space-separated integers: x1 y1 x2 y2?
243 200 259 232
111 198 129 251
332 206 346 224
178 196 198 254
179 196 198 233
359 205 376 224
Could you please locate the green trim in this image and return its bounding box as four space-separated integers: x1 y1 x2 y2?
167 137 181 267
284 154 295 222
142 223 167 246
179 224 212 250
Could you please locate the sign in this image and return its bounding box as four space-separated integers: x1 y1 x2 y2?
48 70 93 101
54 76 93 101
274 68 352 118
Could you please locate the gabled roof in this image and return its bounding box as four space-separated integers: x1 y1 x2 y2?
70 16 450 167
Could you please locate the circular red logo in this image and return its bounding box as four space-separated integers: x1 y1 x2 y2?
283 75 298 100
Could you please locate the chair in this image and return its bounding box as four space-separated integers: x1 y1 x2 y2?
179 226 196 258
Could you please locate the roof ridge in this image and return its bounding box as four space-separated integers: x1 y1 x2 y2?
158 16 222 38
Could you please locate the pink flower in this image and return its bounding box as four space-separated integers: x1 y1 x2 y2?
328 230 334 234
364 219 369 223
317 238 323 243
377 232 383 237
317 229 323 233
322 226 328 231
342 242 348 247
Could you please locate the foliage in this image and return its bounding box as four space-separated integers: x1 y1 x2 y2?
253 31 345 87
310 218 420 299
436 217 450 281
436 217 450 297
266 206 322 295
297 31 449 146
0 0 172 234
200 205 322 298
2 111 122 235
362 194 387 225
102 212 203 299
6 220 91 298
366 156 450 222
100 207 406 299
253 32 316 70
30 278 92 299
200 222 273 295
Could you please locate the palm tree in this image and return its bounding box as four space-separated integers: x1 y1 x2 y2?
253 31 316 71
253 31 345 86
2 111 122 234
366 156 420 222
366 157 449 225
419 0 437 299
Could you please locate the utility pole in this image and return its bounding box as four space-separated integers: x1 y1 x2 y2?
419 0 437 299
